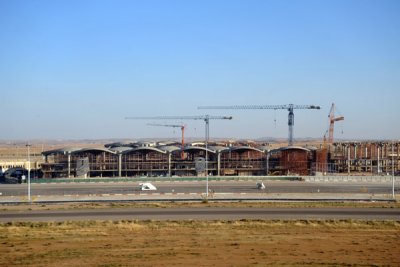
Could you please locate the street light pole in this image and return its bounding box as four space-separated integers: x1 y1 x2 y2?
392 142 395 199
205 116 209 198
26 144 31 203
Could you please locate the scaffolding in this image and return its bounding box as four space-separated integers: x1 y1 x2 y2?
331 142 400 175
39 141 400 178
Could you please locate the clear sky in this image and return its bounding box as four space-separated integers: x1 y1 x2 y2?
1 0 399 141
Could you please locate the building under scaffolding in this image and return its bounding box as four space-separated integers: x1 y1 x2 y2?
40 141 400 178
41 143 269 178
330 141 400 174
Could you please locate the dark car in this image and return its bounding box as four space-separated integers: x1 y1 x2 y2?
2 167 28 184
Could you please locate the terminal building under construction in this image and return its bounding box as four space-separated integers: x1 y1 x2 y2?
39 140 400 179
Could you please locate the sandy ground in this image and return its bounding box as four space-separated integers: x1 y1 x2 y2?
1 220 399 266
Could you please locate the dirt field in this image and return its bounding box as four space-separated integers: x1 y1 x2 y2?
1 219 399 266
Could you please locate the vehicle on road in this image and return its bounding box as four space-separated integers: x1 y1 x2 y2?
256 182 266 190
139 182 157 191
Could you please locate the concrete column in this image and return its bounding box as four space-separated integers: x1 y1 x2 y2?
217 152 221 176
68 153 71 178
168 153 172 177
377 146 381 174
354 145 357 160
347 145 350 175
118 153 122 177
397 143 400 172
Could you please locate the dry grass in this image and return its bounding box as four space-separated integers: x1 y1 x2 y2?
1 201 400 212
0 220 399 266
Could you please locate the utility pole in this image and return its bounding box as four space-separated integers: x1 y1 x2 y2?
392 141 395 199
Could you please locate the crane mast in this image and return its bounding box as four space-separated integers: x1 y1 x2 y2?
327 103 344 143
198 104 320 146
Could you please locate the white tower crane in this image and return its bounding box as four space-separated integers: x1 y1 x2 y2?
198 104 320 146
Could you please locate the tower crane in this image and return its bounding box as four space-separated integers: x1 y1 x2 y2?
324 103 344 144
125 115 233 198
147 123 186 159
198 104 320 146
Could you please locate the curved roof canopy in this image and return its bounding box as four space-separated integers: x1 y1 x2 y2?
227 146 264 153
271 146 311 153
42 147 116 156
77 148 116 154
184 146 217 154
109 146 133 153
207 146 230 153
158 145 182 153
125 147 167 154
42 147 82 156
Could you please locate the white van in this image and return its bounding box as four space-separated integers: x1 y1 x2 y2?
139 182 157 191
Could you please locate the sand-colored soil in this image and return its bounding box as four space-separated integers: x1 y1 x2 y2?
1 220 399 266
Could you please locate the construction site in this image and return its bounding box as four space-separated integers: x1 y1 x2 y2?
1 104 399 180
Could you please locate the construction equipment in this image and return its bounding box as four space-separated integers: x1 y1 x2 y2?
326 103 344 144
321 103 344 174
198 104 320 146
125 115 233 198
148 123 186 159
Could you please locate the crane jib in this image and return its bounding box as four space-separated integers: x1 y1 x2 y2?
197 104 321 146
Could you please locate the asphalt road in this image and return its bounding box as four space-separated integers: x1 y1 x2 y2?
0 181 397 196
1 207 399 222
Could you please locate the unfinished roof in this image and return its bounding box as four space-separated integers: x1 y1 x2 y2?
158 145 182 153
274 146 311 152
105 141 138 148
184 146 217 154
228 146 265 153
126 147 167 154
109 146 133 153
43 147 117 156
77 148 116 154
42 147 82 156
208 145 230 153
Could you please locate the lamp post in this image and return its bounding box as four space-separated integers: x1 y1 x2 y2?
26 144 31 203
392 142 395 199
205 116 209 198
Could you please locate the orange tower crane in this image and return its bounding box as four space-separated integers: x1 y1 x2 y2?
326 103 344 144
148 123 186 159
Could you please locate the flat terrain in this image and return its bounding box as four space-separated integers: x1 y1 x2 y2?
1 220 399 266
0 202 399 266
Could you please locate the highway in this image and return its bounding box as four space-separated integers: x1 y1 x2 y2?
0 207 399 222
0 181 397 196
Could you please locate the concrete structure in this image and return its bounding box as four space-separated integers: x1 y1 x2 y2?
38 140 400 179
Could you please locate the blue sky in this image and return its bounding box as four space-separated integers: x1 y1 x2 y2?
1 0 399 141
